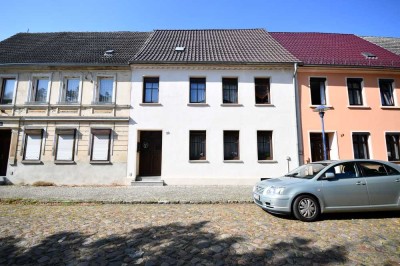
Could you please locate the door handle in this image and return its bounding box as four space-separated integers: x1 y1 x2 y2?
396 179 400 183
356 181 366 185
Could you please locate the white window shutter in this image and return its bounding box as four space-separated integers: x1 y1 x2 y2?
56 134 74 160
92 134 110 160
25 134 42 160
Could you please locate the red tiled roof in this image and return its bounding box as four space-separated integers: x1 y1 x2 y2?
270 32 400 68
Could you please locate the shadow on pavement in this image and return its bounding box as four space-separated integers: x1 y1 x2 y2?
0 221 348 265
321 210 400 221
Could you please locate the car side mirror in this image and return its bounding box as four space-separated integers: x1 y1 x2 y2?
324 172 335 179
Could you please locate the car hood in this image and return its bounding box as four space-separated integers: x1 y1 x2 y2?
257 176 308 187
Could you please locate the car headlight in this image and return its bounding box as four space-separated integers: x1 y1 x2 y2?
263 186 285 195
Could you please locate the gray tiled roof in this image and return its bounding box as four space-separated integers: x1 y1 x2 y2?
0 32 151 66
130 29 299 64
361 36 400 56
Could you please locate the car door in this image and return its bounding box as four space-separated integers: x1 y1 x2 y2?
320 162 369 209
358 161 400 206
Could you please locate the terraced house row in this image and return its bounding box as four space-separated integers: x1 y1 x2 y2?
0 29 399 185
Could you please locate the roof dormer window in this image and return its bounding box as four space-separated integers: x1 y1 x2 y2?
362 52 377 59
175 46 185 51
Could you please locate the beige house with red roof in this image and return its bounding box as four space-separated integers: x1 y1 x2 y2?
271 32 400 164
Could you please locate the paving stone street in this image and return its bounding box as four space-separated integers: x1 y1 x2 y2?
0 203 399 265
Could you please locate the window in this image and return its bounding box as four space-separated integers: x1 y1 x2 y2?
97 77 114 103
31 78 49 102
347 78 363 106
223 78 238 104
352 133 370 159
224 131 239 160
0 78 15 104
189 131 206 160
257 131 273 160
310 78 326 105
143 77 159 103
190 78 206 103
55 129 76 161
379 79 395 106
358 162 391 177
255 78 270 104
23 129 43 161
91 129 111 161
325 162 358 179
62 78 80 103
386 133 400 161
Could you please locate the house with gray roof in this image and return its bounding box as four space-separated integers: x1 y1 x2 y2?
0 31 150 185
128 29 301 185
362 36 400 56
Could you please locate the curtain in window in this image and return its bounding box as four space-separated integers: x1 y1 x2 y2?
190 131 206 160
386 134 400 161
310 78 326 105
347 79 363 105
255 78 270 104
223 78 238 103
257 131 272 160
190 78 206 103
380 80 394 106
224 132 239 160
353 134 369 159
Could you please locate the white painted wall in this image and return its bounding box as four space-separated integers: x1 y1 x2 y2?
128 66 299 185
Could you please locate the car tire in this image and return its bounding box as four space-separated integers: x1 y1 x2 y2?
293 195 320 222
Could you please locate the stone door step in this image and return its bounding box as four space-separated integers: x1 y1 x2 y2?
131 180 165 186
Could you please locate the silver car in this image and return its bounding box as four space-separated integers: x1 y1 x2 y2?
253 159 400 222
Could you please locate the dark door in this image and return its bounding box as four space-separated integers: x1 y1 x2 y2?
0 130 11 176
139 131 162 176
310 133 330 162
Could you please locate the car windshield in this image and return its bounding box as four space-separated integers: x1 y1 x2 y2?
284 163 330 179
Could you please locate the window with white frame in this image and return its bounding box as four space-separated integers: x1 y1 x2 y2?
310 78 326 105
347 78 363 106
61 78 80 103
224 131 240 160
386 133 400 161
189 131 206 160
257 131 273 160
379 79 395 106
190 78 206 103
23 129 43 161
352 133 370 159
55 129 76 161
0 77 16 104
223 78 238 104
96 77 114 103
143 77 159 103
91 129 111 161
30 77 49 103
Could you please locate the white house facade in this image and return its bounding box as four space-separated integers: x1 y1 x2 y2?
127 29 301 185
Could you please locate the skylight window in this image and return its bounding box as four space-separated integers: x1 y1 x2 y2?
175 47 185 51
104 50 115 56
362 52 377 59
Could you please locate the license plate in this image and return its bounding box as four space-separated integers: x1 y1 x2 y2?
254 193 260 200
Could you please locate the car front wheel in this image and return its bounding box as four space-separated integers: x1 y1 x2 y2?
293 195 320 222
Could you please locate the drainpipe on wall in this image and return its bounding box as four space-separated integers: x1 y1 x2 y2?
293 63 304 165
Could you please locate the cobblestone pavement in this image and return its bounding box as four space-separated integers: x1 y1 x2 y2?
0 204 399 265
0 186 253 203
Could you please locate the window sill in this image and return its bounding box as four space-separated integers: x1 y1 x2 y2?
53 103 80 108
221 104 243 107
140 103 163 106
90 103 115 108
255 104 274 107
189 160 209 163
21 160 43 165
0 104 14 109
309 105 333 109
258 160 278 164
187 103 209 107
347 106 371 110
90 160 112 165
54 160 76 165
381 106 400 110
223 160 243 163
23 103 49 108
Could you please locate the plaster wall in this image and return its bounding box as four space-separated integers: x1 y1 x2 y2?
128 66 300 185
298 69 400 162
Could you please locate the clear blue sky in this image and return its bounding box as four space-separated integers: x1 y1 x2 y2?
1 0 399 41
